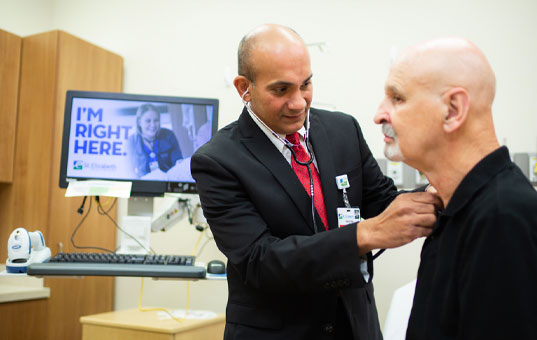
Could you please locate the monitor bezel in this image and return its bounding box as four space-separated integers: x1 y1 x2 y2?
59 90 219 196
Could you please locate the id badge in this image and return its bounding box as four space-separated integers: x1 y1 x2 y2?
337 207 360 228
149 160 159 171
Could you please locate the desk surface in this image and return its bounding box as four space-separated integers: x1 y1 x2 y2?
0 269 50 303
80 308 225 334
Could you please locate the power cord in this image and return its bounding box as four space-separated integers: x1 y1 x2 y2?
191 202 214 258
183 200 208 231
137 221 207 322
71 196 115 253
94 197 156 255
77 196 88 214
71 196 156 254
72 195 217 323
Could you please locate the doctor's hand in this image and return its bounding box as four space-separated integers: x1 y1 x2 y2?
356 192 442 255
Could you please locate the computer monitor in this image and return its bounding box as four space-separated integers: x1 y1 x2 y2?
59 90 218 196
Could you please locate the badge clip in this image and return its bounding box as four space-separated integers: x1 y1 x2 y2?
336 174 351 208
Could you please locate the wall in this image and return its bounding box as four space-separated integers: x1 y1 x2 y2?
0 0 53 36
2 0 537 329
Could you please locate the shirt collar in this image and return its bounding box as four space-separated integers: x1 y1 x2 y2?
443 146 511 217
247 108 306 153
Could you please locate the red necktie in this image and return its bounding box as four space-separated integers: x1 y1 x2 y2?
286 132 329 230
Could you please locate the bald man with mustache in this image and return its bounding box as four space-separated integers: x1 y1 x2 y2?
375 38 537 339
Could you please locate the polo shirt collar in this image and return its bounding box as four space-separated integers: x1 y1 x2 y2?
442 146 510 217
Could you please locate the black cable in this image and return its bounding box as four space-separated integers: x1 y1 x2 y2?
286 139 319 234
70 196 115 253
179 198 194 225
77 196 88 214
372 249 385 260
96 196 117 215
305 163 319 234
95 197 156 254
195 226 215 257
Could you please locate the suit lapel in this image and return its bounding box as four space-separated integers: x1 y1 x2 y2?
238 109 315 233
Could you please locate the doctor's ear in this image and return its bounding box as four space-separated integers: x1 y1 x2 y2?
442 87 469 134
234 76 251 101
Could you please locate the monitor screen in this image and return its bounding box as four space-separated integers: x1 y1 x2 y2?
59 90 218 196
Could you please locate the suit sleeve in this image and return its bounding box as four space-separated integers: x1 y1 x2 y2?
191 150 366 294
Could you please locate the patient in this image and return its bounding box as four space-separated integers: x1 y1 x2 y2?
374 37 537 339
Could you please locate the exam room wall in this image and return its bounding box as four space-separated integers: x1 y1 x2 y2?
2 0 537 330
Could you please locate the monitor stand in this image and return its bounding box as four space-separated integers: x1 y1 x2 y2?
125 194 205 233
117 197 155 254
127 196 154 217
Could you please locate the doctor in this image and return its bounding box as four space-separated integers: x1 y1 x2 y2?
191 24 440 340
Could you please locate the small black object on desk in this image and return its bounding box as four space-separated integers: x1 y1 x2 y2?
207 260 226 274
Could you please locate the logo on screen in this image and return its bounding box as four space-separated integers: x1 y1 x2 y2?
73 160 84 170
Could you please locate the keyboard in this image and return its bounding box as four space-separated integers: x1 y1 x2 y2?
27 252 206 279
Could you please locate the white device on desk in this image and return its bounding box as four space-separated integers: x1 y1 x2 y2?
6 227 51 273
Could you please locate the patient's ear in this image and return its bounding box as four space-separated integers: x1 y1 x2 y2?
442 87 469 134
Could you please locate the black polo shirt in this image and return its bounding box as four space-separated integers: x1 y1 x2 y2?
407 147 537 339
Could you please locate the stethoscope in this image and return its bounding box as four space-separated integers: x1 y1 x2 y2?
242 89 321 233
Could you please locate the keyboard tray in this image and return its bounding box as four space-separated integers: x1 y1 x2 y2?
27 262 206 279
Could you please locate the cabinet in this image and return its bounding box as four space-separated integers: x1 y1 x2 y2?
0 29 20 183
0 30 123 340
81 309 225 340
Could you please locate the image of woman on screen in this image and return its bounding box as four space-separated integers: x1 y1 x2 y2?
128 104 183 179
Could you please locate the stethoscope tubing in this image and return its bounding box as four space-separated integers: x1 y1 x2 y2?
242 90 386 258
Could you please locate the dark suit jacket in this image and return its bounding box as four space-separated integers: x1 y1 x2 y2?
191 107 398 340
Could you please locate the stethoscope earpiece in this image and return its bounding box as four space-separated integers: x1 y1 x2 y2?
241 88 249 102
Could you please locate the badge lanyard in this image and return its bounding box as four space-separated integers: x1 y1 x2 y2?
143 139 159 171
336 175 352 209
336 174 361 228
